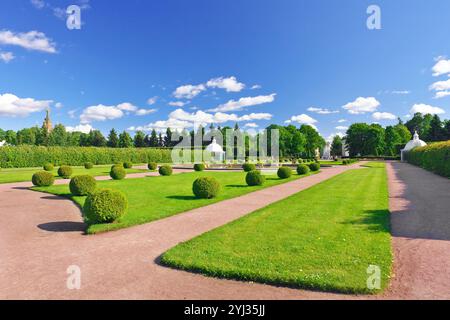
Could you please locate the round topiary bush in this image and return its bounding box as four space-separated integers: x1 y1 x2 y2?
309 162 321 171
242 163 256 172
148 162 158 170
43 163 54 171
84 162 94 169
192 177 220 199
110 166 126 180
245 170 265 186
83 188 128 224
297 164 310 175
123 161 133 169
159 165 173 176
32 171 55 187
58 165 73 179
194 163 205 171
111 163 123 170
69 175 97 196
277 166 292 179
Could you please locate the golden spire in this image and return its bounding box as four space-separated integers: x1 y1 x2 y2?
43 108 53 133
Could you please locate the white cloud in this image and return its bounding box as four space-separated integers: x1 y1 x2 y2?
0 51 14 63
391 90 410 95
80 105 124 123
168 101 187 107
372 112 397 120
337 119 347 123
434 91 450 99
117 102 138 112
288 114 317 125
342 97 380 114
135 108 157 116
30 0 45 9
432 58 450 77
0 30 56 53
147 96 158 105
307 107 339 114
130 108 272 131
251 84 261 90
208 93 276 112
52 7 66 20
66 124 93 134
68 109 77 119
173 84 206 99
335 126 348 130
410 103 445 115
206 76 245 92
429 79 450 91
0 93 52 117
54 102 63 109
326 132 345 142
244 122 259 128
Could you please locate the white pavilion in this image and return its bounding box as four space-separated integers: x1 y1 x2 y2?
400 131 427 162
205 138 225 162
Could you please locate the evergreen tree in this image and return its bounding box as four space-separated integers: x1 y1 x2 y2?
134 130 146 147
118 131 133 148
107 129 119 148
148 129 158 147
164 128 173 147
89 130 107 147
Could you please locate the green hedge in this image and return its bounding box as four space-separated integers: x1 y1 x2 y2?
0 146 172 168
406 141 450 178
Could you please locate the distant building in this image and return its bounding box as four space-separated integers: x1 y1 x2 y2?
401 131 427 162
42 109 53 133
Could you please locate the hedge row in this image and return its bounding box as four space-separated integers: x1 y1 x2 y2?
406 141 450 178
0 146 172 168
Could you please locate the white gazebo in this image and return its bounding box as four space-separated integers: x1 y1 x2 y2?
401 131 427 162
205 138 225 162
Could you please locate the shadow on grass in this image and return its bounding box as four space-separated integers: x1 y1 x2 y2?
166 195 198 201
225 184 249 188
341 209 390 233
38 221 86 233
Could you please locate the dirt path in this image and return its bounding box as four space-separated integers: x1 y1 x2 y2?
0 165 358 299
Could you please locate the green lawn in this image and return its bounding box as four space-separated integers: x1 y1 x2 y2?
34 170 316 234
161 163 392 294
0 165 147 184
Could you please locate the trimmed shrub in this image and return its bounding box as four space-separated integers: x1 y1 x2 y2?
297 164 310 175
148 162 158 170
58 165 73 179
194 163 205 171
406 141 450 178
84 162 94 169
69 175 97 196
277 166 292 179
246 170 265 186
110 166 126 180
309 162 320 171
192 177 220 199
123 161 133 169
159 165 173 176
0 145 172 168
43 163 54 171
242 163 256 172
83 188 128 224
32 171 55 187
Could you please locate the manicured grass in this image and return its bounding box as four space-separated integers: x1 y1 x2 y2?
161 163 392 294
319 160 344 165
0 165 146 184
34 170 316 234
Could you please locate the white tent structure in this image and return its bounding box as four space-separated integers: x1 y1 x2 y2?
205 138 225 163
401 131 427 162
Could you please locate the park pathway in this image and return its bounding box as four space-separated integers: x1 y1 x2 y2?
0 164 357 299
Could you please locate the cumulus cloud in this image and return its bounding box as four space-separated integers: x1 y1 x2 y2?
432 58 450 77
147 96 158 105
335 126 349 130
0 30 56 53
342 97 380 114
80 105 124 123
54 102 63 109
168 101 187 107
0 93 52 117
135 108 157 116
410 103 445 115
434 91 450 99
208 93 276 112
337 119 347 123
251 84 261 90
287 114 317 125
244 122 259 128
173 84 206 99
307 107 339 114
116 102 138 112
429 79 450 92
129 108 272 131
66 124 94 134
206 76 245 92
0 51 14 63
372 112 397 120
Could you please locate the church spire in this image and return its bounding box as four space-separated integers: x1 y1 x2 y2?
43 108 53 133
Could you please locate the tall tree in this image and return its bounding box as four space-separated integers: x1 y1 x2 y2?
428 114 445 141
48 124 68 146
118 131 133 148
147 129 158 147
164 128 173 147
89 130 107 147
299 124 324 158
331 135 343 157
158 132 164 147
107 129 119 148
384 126 401 156
133 130 146 147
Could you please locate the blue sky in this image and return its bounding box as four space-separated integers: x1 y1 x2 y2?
1 0 449 140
